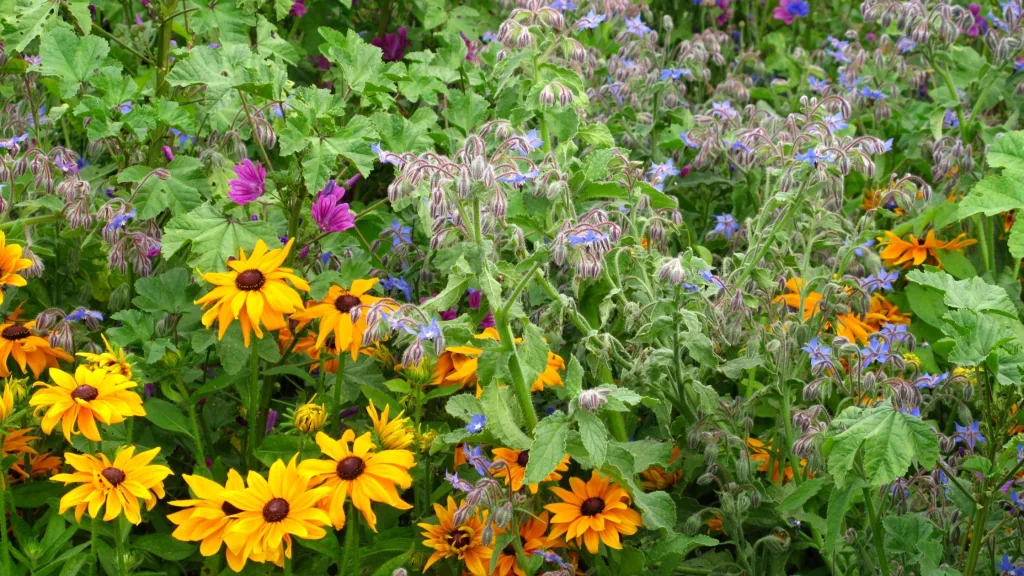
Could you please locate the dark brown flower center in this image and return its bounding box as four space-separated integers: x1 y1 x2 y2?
235 269 265 291
1 325 30 341
516 450 530 468
503 536 528 556
580 497 605 516
101 467 126 487
71 385 99 401
221 501 242 516
262 497 289 522
334 294 361 313
445 527 473 551
336 456 365 480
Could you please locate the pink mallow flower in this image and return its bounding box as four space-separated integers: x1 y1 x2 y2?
227 159 266 205
371 27 410 62
290 0 306 17
311 180 355 233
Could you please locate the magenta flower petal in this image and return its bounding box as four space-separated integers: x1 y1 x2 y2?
228 159 266 205
311 180 356 233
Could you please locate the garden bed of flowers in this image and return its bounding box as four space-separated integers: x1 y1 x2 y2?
0 0 1023 574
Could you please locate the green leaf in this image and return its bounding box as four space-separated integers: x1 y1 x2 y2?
133 534 196 561
108 310 155 345
906 269 1017 317
166 44 271 104
579 181 677 210
1009 217 1024 260
883 514 943 571
544 107 579 144
942 308 1015 366
371 110 435 154
480 384 531 450
632 490 677 531
445 394 483 422
778 478 825 513
119 157 209 218
4 0 62 52
987 129 1024 177
303 116 379 192
443 89 489 135
162 203 281 272
957 174 1024 219
576 409 608 467
9 481 66 508
578 123 616 148
827 403 939 488
143 398 192 436
564 355 583 397
39 29 111 99
318 28 391 94
190 1 255 44
825 478 863 556
523 413 569 485
255 435 319 467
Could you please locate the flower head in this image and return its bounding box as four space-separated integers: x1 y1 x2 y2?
311 181 355 234
367 400 414 450
713 214 739 239
419 496 492 575
774 0 809 23
624 15 652 37
299 430 415 530
52 446 171 524
802 338 832 368
0 232 32 306
221 457 332 570
227 159 266 205
544 470 643 553
576 10 607 29
291 279 394 360
371 27 410 62
194 239 309 347
77 334 132 379
294 396 327 434
465 414 486 434
955 421 986 451
0 319 72 378
493 447 569 494
30 366 145 442
168 470 253 571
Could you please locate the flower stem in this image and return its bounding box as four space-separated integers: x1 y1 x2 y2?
334 353 346 435
177 376 207 474
0 448 11 576
340 502 360 576
862 486 890 576
116 515 128 576
494 318 538 433
246 343 260 472
964 498 992 576
237 90 274 172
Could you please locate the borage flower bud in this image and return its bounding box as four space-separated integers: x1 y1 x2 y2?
452 504 475 526
493 502 513 528
401 339 424 368
153 168 171 181
578 387 611 411
539 84 556 106
49 321 74 352
481 523 495 547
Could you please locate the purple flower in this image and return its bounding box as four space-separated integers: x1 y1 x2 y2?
338 405 361 419
465 414 486 434
913 373 947 389
513 130 543 155
467 288 482 309
809 77 828 92
824 113 848 134
0 133 28 150
710 100 737 120
311 180 355 233
161 146 174 162
371 27 410 62
660 68 692 81
265 410 279 434
228 159 266 205
445 470 473 492
774 0 808 23
463 445 491 476
144 383 155 398
713 214 739 239
955 421 986 451
290 0 306 17
679 131 700 149
439 308 458 321
479 311 495 329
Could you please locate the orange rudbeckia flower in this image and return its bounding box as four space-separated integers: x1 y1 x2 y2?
878 230 976 268
773 278 822 320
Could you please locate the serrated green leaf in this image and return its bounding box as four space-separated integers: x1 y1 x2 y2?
119 157 209 218
578 123 615 149
443 89 489 135
778 477 825 513
319 28 391 94
906 269 1017 317
576 409 607 467
162 203 281 272
523 413 568 484
987 129 1024 177
480 384 531 449
39 29 110 99
958 174 1024 220
827 402 939 488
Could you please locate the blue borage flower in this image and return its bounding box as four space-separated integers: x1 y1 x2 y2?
808 76 828 92
567 230 609 246
624 15 652 37
66 307 104 323
679 131 700 149
372 142 404 167
861 269 899 293
0 133 28 150
445 470 473 492
896 37 916 53
954 420 986 450
106 209 137 232
710 100 738 120
824 112 848 134
512 129 543 155
482 31 500 42
794 148 831 166
465 414 486 434
723 139 750 153
802 338 832 368
713 214 739 239
575 10 607 30
550 0 575 9
381 276 412 301
117 101 133 114
387 219 412 246
878 322 910 344
860 338 891 367
462 445 492 476
497 169 539 186
659 68 693 81
914 372 949 389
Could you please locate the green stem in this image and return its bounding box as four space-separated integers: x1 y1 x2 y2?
246 343 260 472
499 261 544 319
735 179 810 287
340 502 360 576
607 412 628 442
964 499 992 576
238 90 274 172
494 319 538 432
862 487 890 576
971 215 991 275
929 55 968 143
116 515 128 576
334 353 346 435
778 376 802 487
155 0 178 97
0 448 10 576
90 515 100 576
177 377 208 474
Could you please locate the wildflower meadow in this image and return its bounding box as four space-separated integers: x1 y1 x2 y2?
0 0 1023 574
